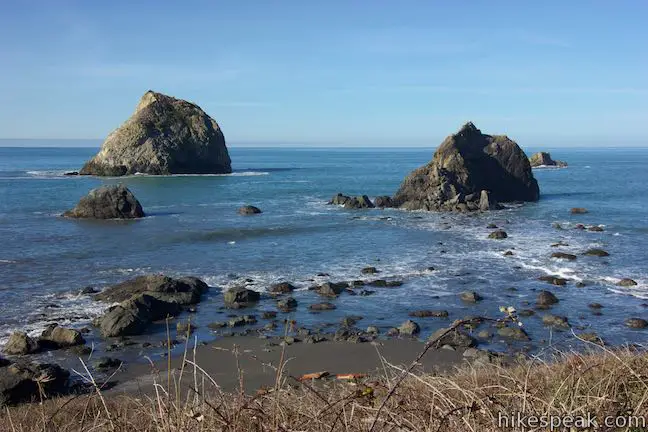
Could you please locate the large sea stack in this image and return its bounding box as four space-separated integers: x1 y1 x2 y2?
79 91 232 176
393 122 539 211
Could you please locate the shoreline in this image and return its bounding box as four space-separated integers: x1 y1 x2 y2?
106 335 469 396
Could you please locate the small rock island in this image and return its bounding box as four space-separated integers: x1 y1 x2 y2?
79 91 232 176
529 152 568 168
392 122 539 211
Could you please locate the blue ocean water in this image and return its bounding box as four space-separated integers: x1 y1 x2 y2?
0 144 647 362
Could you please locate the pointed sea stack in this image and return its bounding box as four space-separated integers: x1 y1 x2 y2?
79 91 232 176
393 122 539 211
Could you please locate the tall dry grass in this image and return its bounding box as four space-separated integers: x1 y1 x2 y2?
2 328 648 431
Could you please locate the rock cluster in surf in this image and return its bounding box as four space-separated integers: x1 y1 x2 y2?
529 152 567 168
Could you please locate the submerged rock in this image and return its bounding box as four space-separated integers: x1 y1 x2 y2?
393 122 538 212
309 302 336 311
528 152 567 168
584 248 609 257
79 91 231 176
268 282 296 294
551 252 577 261
460 291 483 303
536 290 559 308
570 207 588 214
497 326 530 341
408 310 449 318
538 275 568 286
63 184 144 219
542 314 570 329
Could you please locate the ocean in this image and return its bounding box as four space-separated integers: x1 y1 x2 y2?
0 144 647 364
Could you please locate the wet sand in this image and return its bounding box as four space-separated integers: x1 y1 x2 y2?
107 336 466 396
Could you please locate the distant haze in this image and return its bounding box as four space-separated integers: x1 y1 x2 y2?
1 2 646 147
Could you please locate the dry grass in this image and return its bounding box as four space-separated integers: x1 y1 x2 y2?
3 336 648 432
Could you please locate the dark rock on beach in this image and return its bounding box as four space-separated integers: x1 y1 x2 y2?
570 207 588 214
63 184 144 219
317 282 347 297
429 327 476 348
409 310 449 318
392 122 539 212
538 275 568 286
79 91 231 176
328 193 375 209
309 302 336 311
95 275 209 305
277 297 298 312
542 314 570 329
497 326 530 341
0 361 70 406
528 152 567 168
238 205 262 215
398 320 420 336
268 282 296 294
460 291 483 303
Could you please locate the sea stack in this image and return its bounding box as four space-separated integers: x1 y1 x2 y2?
79 91 232 176
393 122 539 211
529 152 568 168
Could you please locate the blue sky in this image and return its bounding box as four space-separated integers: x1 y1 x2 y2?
0 1 646 146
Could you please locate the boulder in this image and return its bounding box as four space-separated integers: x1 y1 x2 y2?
95 275 208 305
625 318 648 329
536 290 559 308
617 278 638 287
361 267 379 275
528 152 568 168
538 275 568 286
93 357 122 371
584 249 609 257
63 184 144 219
497 326 530 341
98 294 181 337
488 230 508 240
239 205 262 215
0 361 69 406
3 332 39 355
393 122 539 211
398 320 420 336
374 196 395 208
309 303 336 311
223 287 260 308
429 327 476 348
551 252 577 261
317 282 347 297
328 194 374 209
570 207 588 214
39 325 85 349
268 282 296 294
460 291 483 303
79 91 231 176
588 225 604 232
408 310 449 318
277 297 298 312
542 314 570 329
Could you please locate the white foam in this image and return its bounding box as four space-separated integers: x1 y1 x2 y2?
0 259 16 264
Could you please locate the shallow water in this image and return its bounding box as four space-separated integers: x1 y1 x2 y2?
0 145 647 365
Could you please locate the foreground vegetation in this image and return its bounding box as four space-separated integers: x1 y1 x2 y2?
2 333 648 432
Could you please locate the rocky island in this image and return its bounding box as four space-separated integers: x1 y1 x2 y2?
393 122 539 211
529 151 568 168
79 91 232 176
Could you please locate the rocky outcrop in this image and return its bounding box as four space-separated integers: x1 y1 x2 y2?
529 152 567 168
63 184 144 219
223 287 260 308
79 91 231 176
374 196 395 208
95 275 209 305
393 122 539 211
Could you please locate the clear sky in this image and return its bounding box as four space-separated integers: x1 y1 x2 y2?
1 1 646 147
